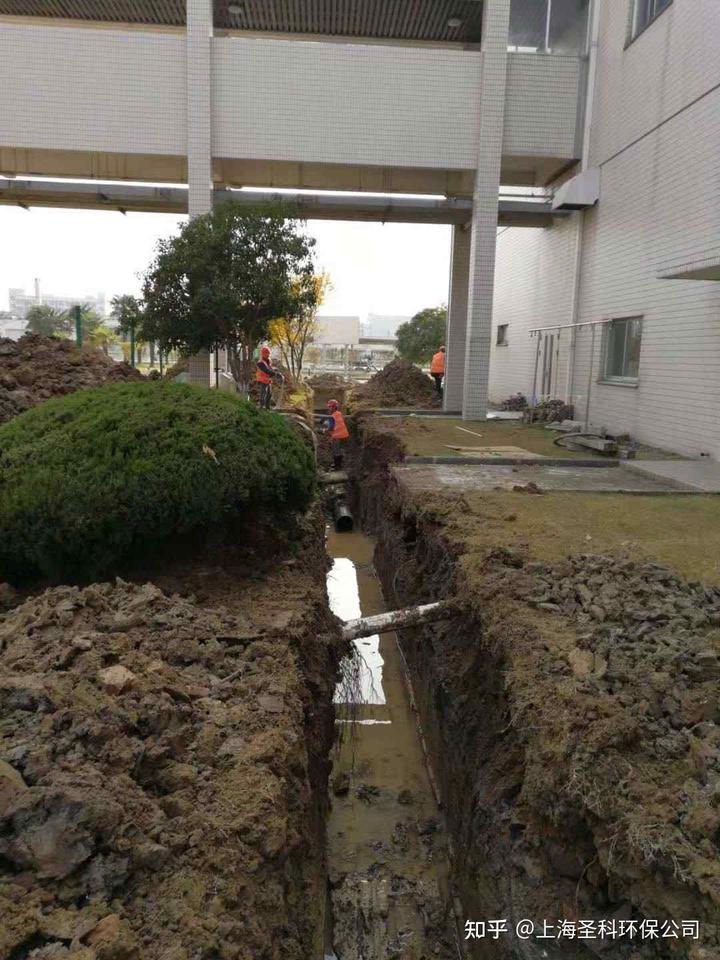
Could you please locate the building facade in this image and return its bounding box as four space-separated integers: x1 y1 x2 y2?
489 0 720 458
1 0 592 419
8 286 105 319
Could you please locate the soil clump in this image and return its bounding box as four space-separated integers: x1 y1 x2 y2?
0 513 343 960
0 335 142 424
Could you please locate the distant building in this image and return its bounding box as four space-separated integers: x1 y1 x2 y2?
0 311 27 341
363 314 411 339
8 281 105 319
314 316 360 346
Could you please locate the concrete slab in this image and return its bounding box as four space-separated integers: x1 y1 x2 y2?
486 411 524 421
623 460 720 493
393 463 694 495
442 445 545 459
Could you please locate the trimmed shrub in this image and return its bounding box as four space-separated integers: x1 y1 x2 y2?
0 381 315 583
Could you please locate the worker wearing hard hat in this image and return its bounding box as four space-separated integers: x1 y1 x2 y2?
324 399 350 471
430 346 446 399
256 346 281 409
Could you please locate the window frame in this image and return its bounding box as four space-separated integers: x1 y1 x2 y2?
627 0 672 45
599 316 643 386
496 324 509 347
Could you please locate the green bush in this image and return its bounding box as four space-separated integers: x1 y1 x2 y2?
0 382 315 583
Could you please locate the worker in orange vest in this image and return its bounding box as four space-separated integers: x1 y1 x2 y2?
430 346 446 399
324 399 350 471
256 346 281 409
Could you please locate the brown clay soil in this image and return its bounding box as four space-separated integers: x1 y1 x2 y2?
0 511 344 960
349 360 439 410
0 335 143 424
354 414 720 959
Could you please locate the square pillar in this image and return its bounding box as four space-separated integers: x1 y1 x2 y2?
186 0 213 219
186 0 213 385
462 0 511 420
443 224 471 412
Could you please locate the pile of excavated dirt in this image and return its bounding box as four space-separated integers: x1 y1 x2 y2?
0 534 342 960
354 418 720 959
0 335 142 423
350 359 438 410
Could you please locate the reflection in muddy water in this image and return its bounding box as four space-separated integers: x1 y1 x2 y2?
324 527 454 959
327 538 386 706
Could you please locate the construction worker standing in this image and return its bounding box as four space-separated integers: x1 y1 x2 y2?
256 346 280 410
324 399 350 471
430 346 446 399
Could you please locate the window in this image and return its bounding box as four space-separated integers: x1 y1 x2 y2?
496 324 509 346
602 317 643 383
630 0 672 41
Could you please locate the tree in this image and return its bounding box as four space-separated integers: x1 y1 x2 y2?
268 272 330 380
141 201 319 394
110 294 145 366
74 305 117 355
396 306 448 365
25 305 69 338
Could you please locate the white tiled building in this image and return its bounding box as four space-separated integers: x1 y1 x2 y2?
489 0 720 458
0 0 593 419
7 0 714 451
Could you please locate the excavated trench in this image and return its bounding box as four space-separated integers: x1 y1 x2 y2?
323 527 458 959
333 418 720 960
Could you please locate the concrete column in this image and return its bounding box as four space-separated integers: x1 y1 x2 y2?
443 225 471 412
186 0 213 386
462 0 511 420
186 0 213 218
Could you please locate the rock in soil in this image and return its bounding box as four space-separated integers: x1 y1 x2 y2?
0 569 341 960
0 333 142 424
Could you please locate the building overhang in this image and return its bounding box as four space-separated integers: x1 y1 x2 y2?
658 253 720 282
0 178 565 227
0 0 485 44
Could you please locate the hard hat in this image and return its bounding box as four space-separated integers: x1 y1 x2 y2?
327 399 339 411
261 346 270 358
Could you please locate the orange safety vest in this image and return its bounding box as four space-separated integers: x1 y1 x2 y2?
430 351 445 374
256 360 273 385
329 410 349 440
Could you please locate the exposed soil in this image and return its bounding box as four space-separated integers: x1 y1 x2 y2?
350 360 439 411
352 415 720 959
0 510 344 960
0 335 143 424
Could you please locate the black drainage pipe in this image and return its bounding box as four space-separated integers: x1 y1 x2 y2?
333 500 354 532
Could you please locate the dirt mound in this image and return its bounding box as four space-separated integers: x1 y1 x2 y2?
351 359 437 409
0 334 142 423
0 568 340 960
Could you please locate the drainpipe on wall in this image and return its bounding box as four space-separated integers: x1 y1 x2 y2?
566 0 601 409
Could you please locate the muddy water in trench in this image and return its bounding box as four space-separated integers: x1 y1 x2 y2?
324 527 457 960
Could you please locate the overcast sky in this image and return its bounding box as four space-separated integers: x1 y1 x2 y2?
0 206 451 319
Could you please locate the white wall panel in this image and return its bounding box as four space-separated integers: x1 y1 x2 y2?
503 54 582 159
0 24 186 156
212 37 482 169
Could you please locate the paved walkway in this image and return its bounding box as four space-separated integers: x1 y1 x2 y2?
393 462 693 495
623 459 720 493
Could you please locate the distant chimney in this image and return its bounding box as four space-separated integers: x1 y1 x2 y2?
34 278 41 303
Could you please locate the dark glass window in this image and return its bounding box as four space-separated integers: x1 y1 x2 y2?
631 0 672 40
602 318 643 382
